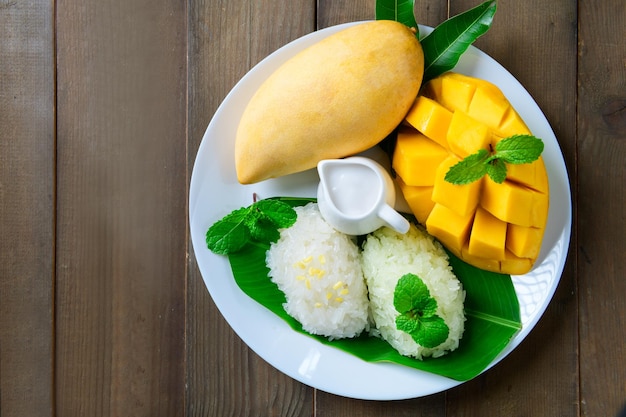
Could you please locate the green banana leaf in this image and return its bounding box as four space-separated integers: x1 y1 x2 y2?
227 198 521 381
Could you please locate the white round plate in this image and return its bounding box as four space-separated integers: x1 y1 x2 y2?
189 22 572 400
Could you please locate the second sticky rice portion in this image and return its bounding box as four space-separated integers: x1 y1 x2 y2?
361 224 466 359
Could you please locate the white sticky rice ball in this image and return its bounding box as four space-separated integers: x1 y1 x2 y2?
266 203 369 340
361 224 466 359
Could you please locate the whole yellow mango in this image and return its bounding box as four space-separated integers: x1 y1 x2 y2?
235 20 424 184
393 72 550 275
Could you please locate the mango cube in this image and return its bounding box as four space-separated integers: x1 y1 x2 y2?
481 177 549 228
432 155 482 217
506 223 543 259
447 110 492 157
500 250 533 276
468 207 507 261
428 74 475 113
397 178 434 225
392 72 550 275
506 157 550 193
426 203 474 253
460 243 501 273
498 107 532 137
467 85 510 129
393 129 448 186
404 96 452 148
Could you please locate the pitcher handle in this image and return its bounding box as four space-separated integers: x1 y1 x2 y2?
378 204 410 234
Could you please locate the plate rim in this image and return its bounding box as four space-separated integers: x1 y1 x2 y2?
189 20 572 400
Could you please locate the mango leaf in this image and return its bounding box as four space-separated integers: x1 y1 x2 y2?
421 0 497 82
375 0 418 30
227 198 521 381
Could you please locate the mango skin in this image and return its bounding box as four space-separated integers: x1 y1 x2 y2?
235 20 424 184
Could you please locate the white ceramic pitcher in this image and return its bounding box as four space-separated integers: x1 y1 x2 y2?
316 156 410 236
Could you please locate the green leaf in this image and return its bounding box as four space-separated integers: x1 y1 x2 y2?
394 273 449 348
445 135 545 185
206 208 250 255
254 198 298 228
421 0 497 82
205 198 296 255
494 134 545 164
395 314 420 334
376 0 418 30
417 316 450 348
486 157 507 183
248 218 281 244
227 198 522 381
393 273 432 314
444 148 489 185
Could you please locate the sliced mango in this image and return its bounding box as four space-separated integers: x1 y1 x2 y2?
404 96 452 149
506 224 543 259
468 207 507 261
446 110 492 157
392 128 448 186
431 155 482 217
481 177 549 228
396 178 434 225
467 85 510 130
393 72 549 275
500 250 534 276
460 243 501 273
425 203 474 254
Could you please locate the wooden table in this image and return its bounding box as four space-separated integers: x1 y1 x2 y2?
2 0 625 415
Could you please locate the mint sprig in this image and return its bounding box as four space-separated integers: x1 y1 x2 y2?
394 273 449 349
206 199 297 255
445 134 544 185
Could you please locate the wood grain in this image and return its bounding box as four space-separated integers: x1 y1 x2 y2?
186 1 315 415
55 0 187 415
578 1 626 416
2 0 626 415
0 0 55 416
314 1 451 415
446 1 580 416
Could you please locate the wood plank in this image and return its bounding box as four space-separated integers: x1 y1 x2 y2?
578 0 626 415
0 0 55 416
314 0 448 413
54 0 187 415
185 1 316 415
446 0 579 415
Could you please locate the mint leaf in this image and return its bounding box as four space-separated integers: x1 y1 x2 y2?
417 316 450 348
205 199 296 255
254 199 297 228
444 149 489 185
249 218 280 244
486 157 507 183
445 135 545 185
396 314 420 334
206 208 251 255
420 0 497 82
394 273 449 348
394 273 433 313
494 134 544 164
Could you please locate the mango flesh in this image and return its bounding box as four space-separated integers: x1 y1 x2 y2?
393 72 549 275
235 20 424 184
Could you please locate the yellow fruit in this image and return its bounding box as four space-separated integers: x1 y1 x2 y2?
393 72 549 275
235 20 424 184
